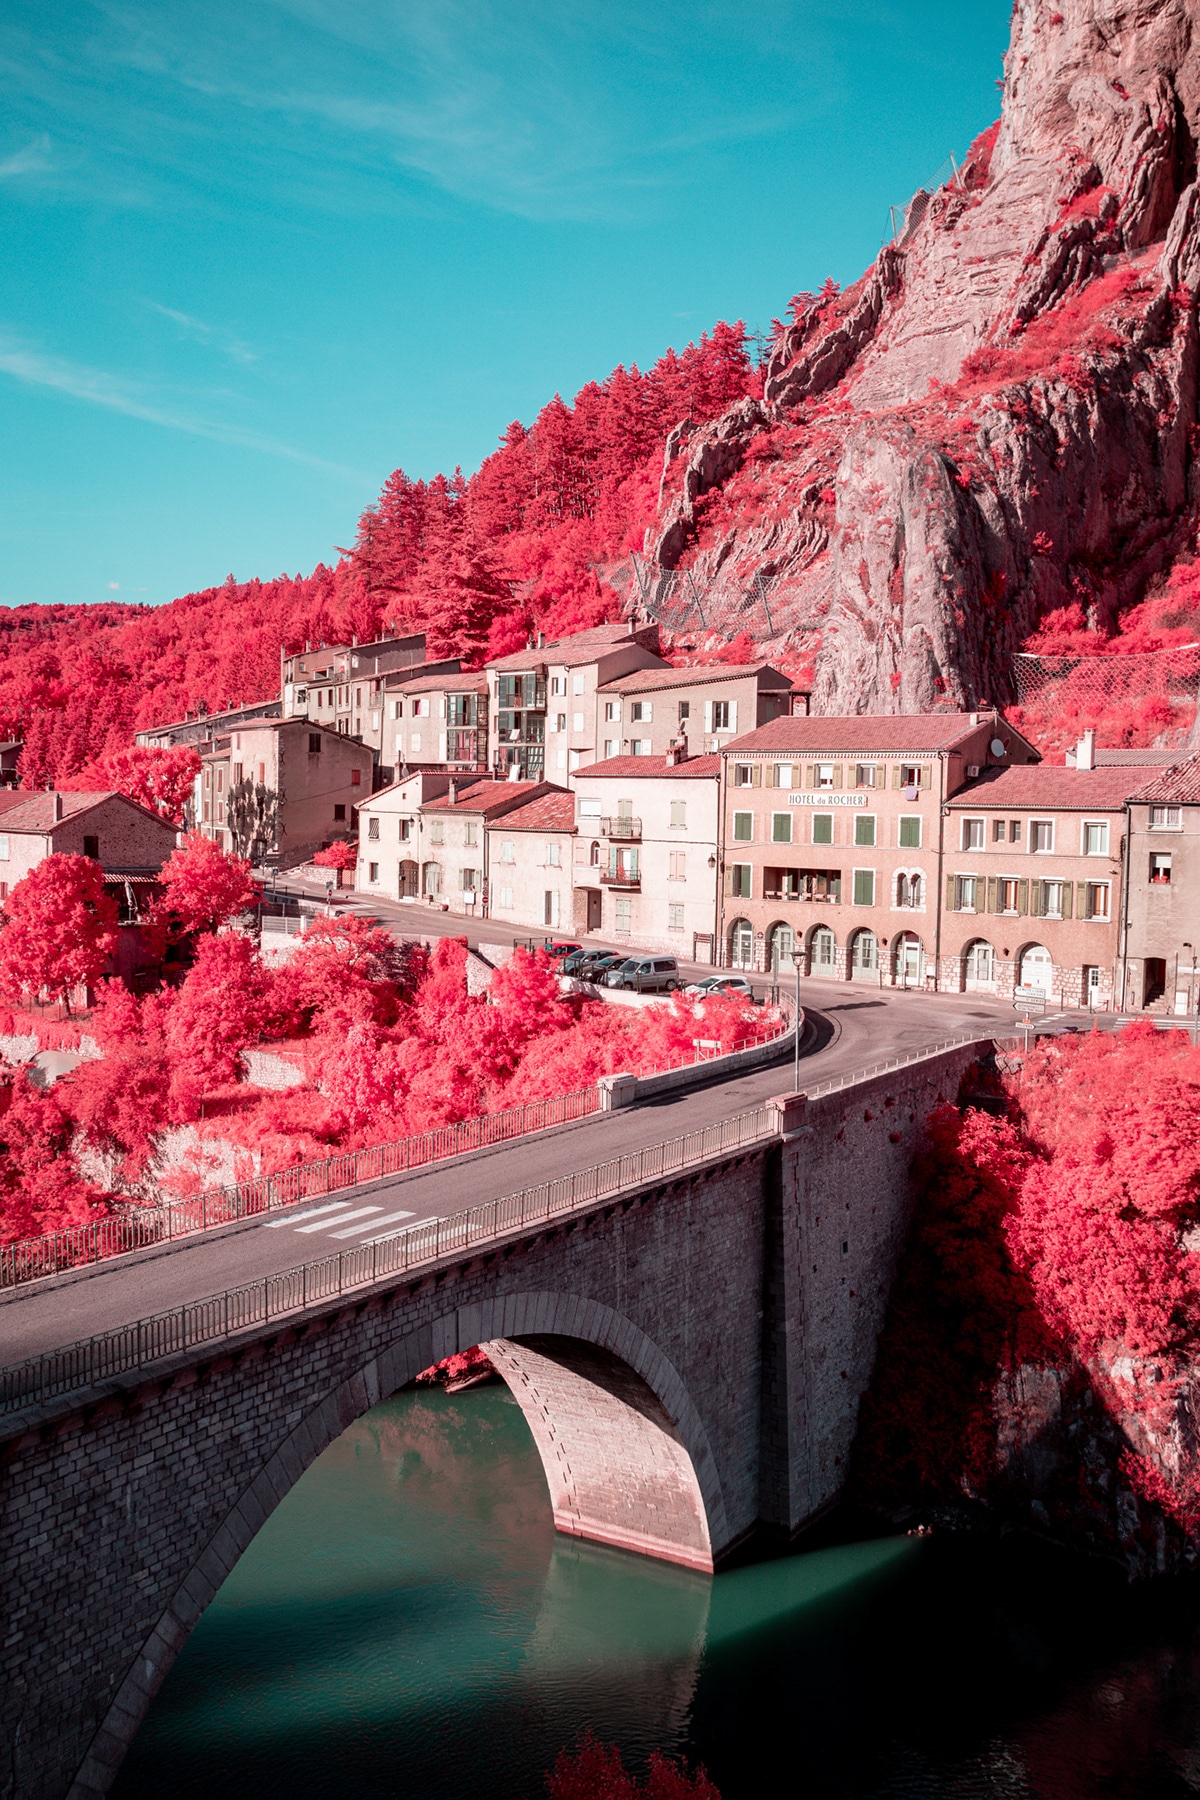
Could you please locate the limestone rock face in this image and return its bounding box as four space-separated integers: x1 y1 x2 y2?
652 0 1200 714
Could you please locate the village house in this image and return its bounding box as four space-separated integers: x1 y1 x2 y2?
355 772 454 901
416 779 562 915
593 663 799 761
279 632 429 727
942 757 1136 1007
715 711 1039 980
485 791 578 932
196 719 373 867
0 791 179 899
379 671 489 783
487 623 666 781
569 749 722 959
135 697 281 752
1120 754 1200 1013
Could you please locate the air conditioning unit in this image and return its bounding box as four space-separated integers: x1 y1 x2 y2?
967 764 981 777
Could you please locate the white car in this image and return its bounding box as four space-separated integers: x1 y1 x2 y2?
684 975 759 1001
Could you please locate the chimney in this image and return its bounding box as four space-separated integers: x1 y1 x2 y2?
447 779 457 805
54 792 63 822
536 631 545 649
1076 728 1096 771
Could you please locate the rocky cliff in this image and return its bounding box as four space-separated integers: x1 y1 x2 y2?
652 0 1200 714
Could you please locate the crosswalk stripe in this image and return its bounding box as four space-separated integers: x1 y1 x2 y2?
294 1205 384 1234
328 1209 415 1239
363 1215 438 1244
263 1202 355 1229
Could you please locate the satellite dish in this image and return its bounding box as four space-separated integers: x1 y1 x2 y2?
990 738 1006 757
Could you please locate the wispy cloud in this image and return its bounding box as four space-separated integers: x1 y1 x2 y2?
0 133 54 180
146 301 257 364
0 328 361 480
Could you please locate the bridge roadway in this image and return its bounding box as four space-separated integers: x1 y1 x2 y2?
0 982 1014 1373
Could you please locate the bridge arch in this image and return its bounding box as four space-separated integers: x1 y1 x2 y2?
69 1291 726 1800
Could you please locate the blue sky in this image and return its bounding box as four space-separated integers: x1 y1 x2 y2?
0 0 1012 609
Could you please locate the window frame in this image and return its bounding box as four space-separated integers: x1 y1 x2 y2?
732 811 754 842
961 817 985 852
851 867 876 907
898 815 921 849
1082 819 1110 857
853 813 876 848
771 811 793 844
1029 818 1055 853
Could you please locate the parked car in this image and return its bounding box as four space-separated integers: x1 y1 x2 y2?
544 941 581 959
684 975 760 1002
562 950 622 980
604 956 680 993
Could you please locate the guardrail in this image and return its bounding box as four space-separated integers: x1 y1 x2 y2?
0 1105 777 1417
0 1013 793 1292
804 1032 986 1099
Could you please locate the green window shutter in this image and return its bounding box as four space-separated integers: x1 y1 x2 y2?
853 869 874 906
892 765 902 789
751 765 762 787
918 765 929 788
832 764 844 789
986 876 998 914
1017 879 1029 915
946 874 957 912
1030 881 1043 918
807 763 818 789
724 865 734 896
1076 881 1088 919
1062 882 1073 919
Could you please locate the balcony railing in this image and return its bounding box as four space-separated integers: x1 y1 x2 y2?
601 817 642 840
600 868 640 889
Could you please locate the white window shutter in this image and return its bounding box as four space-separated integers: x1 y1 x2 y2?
644 702 653 723
439 732 447 758
728 700 737 731
704 701 712 732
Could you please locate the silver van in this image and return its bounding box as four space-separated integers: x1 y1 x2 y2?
604 956 680 993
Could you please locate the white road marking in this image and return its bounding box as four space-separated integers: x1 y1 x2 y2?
294 1205 385 1234
362 1215 438 1244
328 1209 415 1239
263 1202 355 1229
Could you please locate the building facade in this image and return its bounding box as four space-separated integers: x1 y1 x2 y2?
416 779 561 916
379 672 489 781
593 664 798 761
485 792 578 932
196 720 373 866
0 792 179 899
280 634 429 724
568 751 721 959
1121 756 1200 1013
715 712 1038 980
355 772 454 901
487 623 666 781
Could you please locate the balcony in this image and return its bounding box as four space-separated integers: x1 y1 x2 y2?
601 816 642 840
600 866 641 889
763 867 841 903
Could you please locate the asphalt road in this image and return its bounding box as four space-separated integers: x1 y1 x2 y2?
0 979 1015 1369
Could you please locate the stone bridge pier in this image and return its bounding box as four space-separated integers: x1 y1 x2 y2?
0 1041 987 1800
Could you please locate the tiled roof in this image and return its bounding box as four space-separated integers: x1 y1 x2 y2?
486 624 665 672
489 792 577 833
0 792 114 832
572 753 722 780
723 712 1014 756
948 765 1144 809
1130 755 1200 804
421 779 562 817
597 663 789 694
1091 749 1181 766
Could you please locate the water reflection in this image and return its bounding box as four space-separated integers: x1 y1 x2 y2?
113 1382 1200 1800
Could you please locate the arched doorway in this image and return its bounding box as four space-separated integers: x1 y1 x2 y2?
807 924 836 977
767 923 796 973
963 938 996 992
892 931 924 988
1018 943 1053 994
850 928 878 982
398 858 419 899
728 918 754 969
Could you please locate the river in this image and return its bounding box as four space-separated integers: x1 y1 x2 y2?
111 1382 1200 1800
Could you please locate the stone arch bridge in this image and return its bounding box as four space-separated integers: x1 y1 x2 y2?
0 1039 987 1800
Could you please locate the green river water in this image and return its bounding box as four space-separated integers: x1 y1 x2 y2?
112 1383 1200 1800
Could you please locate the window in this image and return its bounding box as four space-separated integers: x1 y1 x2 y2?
854 815 876 847
1030 819 1054 852
852 869 875 906
730 864 752 898
333 804 346 822
551 676 566 696
309 733 321 753
812 813 833 845
615 896 632 932
499 840 515 863
896 872 923 907
368 817 380 841
572 673 585 695
589 841 600 866
899 764 922 789
670 801 687 830
544 890 560 928
855 764 876 788
711 700 732 730
1083 820 1109 856
1150 852 1172 883
368 862 379 883
0 836 8 862
1010 820 1022 843
678 701 690 723
669 851 687 880
816 763 835 789
216 769 224 794
546 842 561 867
232 762 243 785
553 714 567 733
965 940 994 985
461 868 479 893
954 875 979 911
460 822 476 847
993 819 1005 842
399 819 412 842
733 811 753 841
604 701 620 722
668 903 685 931
1085 881 1111 920
899 815 921 848
83 835 99 860
772 763 794 790
572 711 585 732
429 820 444 845
604 740 618 758
350 768 362 789
258 763 266 784
413 698 429 718
494 886 513 909
998 878 1020 914
630 700 652 722
1150 805 1182 828
772 813 793 844
733 764 755 787
962 818 984 851
391 700 402 720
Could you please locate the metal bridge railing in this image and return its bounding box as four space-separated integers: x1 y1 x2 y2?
0 1104 777 1418
804 1032 986 1099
